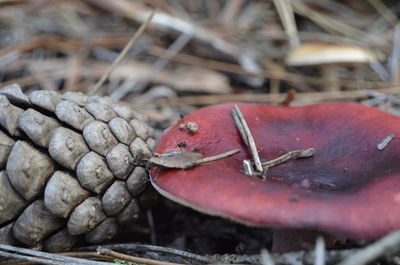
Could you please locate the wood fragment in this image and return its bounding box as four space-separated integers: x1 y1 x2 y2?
150 149 240 169
272 0 299 48
377 133 394 150
280 89 296 106
389 24 400 82
243 159 254 176
262 148 315 170
231 105 263 173
195 149 240 165
0 244 112 265
97 247 182 265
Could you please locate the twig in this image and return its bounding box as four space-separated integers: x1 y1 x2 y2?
195 148 240 165
363 89 400 105
76 243 211 264
0 51 19 68
260 249 275 265
367 0 398 27
377 133 395 150
86 0 263 84
262 148 315 170
97 247 183 265
219 0 244 25
231 105 263 173
272 0 300 48
0 245 111 265
149 149 241 169
89 9 156 95
231 109 248 146
147 209 157 245
111 31 193 100
292 1 368 41
314 237 325 265
280 89 296 106
337 230 400 265
0 250 63 265
63 29 93 92
389 24 400 82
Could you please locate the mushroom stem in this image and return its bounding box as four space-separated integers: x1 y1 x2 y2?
321 64 340 91
271 228 339 253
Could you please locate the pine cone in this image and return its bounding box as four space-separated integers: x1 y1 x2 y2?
0 84 157 252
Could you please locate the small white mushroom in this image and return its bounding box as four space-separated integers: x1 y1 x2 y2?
286 42 376 91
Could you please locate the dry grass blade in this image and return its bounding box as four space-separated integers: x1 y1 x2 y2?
368 0 398 27
77 243 212 263
272 0 299 48
97 247 184 265
338 230 400 265
220 0 245 26
389 24 400 82
0 245 111 265
231 105 263 173
111 31 193 100
292 1 367 41
195 149 241 165
89 9 156 95
261 148 315 170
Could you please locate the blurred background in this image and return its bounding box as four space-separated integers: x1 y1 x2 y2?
1 0 400 129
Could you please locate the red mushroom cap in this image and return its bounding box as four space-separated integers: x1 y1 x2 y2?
151 102 400 240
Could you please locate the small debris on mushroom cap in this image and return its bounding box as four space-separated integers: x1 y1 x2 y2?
179 121 199 134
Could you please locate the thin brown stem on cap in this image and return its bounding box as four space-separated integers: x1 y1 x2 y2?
231 105 263 173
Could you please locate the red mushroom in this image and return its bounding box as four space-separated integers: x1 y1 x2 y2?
150 102 400 252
